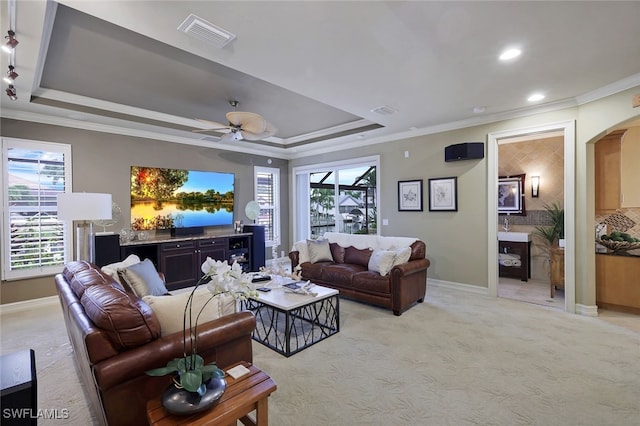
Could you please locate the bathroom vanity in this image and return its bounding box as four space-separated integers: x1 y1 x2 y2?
498 232 532 282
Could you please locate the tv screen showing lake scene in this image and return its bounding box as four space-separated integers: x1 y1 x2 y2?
130 166 234 230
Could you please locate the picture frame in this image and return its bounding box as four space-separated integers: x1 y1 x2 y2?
398 179 423 211
498 174 526 215
428 177 458 212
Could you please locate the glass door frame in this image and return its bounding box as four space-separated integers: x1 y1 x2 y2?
292 155 381 243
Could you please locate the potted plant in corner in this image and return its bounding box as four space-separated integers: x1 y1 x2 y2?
533 202 565 294
145 258 257 415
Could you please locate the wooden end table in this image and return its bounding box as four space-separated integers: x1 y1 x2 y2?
146 362 276 426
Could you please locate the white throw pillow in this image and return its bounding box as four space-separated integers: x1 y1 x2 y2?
118 258 168 297
307 239 333 263
293 240 311 264
368 249 397 276
143 288 236 337
391 246 412 268
101 254 141 284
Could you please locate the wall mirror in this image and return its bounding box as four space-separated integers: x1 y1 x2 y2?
498 173 526 215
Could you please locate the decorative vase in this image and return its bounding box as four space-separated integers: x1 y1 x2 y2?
161 376 226 416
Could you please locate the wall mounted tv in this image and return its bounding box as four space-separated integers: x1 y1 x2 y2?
130 166 234 234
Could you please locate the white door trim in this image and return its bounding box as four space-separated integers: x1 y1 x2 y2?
487 120 576 313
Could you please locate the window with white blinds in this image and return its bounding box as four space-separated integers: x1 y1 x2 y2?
254 166 280 247
2 138 72 280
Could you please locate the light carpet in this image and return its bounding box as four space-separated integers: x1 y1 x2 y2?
1 284 639 425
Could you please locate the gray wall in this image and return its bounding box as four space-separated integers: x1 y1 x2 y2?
0 119 288 303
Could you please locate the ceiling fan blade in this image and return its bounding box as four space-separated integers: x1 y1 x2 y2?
226 111 267 134
195 118 232 129
193 128 226 134
242 121 278 140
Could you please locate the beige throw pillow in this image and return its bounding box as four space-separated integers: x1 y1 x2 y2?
368 249 396 276
101 254 141 284
307 239 333 263
391 246 412 268
143 288 236 336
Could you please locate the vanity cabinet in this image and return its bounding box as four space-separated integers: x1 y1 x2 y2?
498 240 531 282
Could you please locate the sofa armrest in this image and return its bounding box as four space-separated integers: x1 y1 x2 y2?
289 250 300 269
392 258 430 276
93 311 256 391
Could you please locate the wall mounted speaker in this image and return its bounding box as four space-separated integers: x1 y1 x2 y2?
444 142 484 162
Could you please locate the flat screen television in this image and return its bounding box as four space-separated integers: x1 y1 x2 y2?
130 166 234 232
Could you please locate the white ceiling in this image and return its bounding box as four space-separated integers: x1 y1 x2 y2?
1 1 640 159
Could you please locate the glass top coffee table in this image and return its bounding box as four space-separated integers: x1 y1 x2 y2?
241 279 339 357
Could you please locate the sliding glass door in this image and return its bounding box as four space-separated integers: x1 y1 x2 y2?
293 156 379 241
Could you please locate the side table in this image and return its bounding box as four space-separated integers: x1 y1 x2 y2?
146 362 276 426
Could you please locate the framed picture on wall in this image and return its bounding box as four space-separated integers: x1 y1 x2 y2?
498 174 526 215
398 179 423 211
428 177 457 211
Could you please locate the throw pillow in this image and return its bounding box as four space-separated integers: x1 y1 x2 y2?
368 249 397 276
293 240 311 264
101 254 141 284
307 239 333 263
344 246 373 267
330 243 346 264
143 288 236 337
118 258 168 297
391 246 412 268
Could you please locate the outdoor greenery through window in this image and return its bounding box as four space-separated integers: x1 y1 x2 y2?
309 165 377 238
254 166 280 246
1 138 71 280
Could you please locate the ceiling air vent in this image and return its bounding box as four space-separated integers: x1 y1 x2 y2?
371 105 397 116
178 14 236 48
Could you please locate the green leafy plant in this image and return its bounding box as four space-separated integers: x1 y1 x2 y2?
533 202 564 246
145 259 257 395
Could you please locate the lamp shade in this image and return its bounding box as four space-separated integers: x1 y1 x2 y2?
57 193 113 221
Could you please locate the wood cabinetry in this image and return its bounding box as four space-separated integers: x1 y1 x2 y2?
498 240 531 282
596 254 640 313
159 239 228 290
119 233 252 291
620 127 640 207
595 130 625 214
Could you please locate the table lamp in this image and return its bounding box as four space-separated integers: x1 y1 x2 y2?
57 193 112 262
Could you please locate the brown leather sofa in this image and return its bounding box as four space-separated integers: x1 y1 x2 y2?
289 235 430 315
54 261 256 426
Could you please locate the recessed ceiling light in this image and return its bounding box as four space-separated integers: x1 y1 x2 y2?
499 48 521 61
472 106 486 114
527 93 545 102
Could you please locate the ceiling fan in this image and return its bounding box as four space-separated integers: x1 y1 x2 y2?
194 100 277 142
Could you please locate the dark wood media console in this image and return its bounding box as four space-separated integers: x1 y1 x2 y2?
95 232 258 291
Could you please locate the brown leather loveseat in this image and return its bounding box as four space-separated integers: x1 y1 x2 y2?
289 232 430 315
54 261 256 426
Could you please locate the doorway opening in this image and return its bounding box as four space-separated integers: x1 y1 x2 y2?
487 121 576 313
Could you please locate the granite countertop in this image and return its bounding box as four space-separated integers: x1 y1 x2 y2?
596 250 640 258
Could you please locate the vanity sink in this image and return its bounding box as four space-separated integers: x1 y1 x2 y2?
498 232 532 242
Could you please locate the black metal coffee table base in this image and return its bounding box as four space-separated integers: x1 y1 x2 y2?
242 294 339 357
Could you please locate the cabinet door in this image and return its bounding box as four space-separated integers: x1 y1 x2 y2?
595 130 624 214
197 238 227 270
160 241 197 290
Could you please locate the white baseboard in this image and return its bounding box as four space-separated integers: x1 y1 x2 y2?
428 279 489 295
0 295 59 315
575 303 599 317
